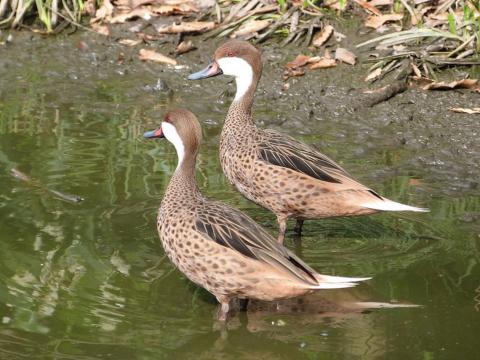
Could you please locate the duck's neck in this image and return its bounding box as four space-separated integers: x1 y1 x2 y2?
225 71 260 130
166 153 201 202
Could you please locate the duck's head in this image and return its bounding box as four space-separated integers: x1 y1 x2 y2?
144 109 202 166
188 40 262 100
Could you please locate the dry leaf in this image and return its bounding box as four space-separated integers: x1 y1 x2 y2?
335 48 356 65
353 0 382 15
312 25 334 47
369 0 393 5
139 49 177 65
286 55 311 69
91 0 114 23
115 0 197 10
91 23 110 36
119 38 142 46
110 8 153 24
156 21 215 34
175 40 196 55
365 67 382 81
151 3 198 15
283 68 306 80
365 13 404 29
411 63 422 78
449 108 480 114
137 32 161 42
231 19 271 38
324 0 343 10
423 79 478 90
309 58 337 69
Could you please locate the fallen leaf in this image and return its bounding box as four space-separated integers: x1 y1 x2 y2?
324 0 343 10
286 54 311 69
175 40 196 55
91 23 110 36
151 3 198 15
309 58 337 69
369 0 393 5
335 47 356 65
411 63 422 77
365 67 382 81
91 0 113 23
353 0 382 15
365 13 404 29
312 25 334 47
115 0 198 11
284 68 306 79
449 108 480 114
119 38 142 46
109 8 153 23
137 32 163 42
156 21 215 34
231 19 271 38
423 79 478 90
139 49 177 65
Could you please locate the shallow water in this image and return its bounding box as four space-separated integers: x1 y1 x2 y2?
0 31 479 359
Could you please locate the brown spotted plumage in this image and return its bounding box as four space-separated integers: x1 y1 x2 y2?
189 40 429 244
144 109 370 321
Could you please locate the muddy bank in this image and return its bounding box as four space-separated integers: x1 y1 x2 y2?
0 29 478 199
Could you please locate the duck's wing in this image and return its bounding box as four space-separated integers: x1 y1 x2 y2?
195 200 319 285
258 129 351 184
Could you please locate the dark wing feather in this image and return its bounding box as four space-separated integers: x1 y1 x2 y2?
195 200 317 284
259 129 349 183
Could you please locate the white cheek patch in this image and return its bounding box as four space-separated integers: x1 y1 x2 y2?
217 57 253 101
162 122 185 169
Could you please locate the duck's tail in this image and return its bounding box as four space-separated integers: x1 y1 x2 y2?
309 274 372 290
362 197 429 213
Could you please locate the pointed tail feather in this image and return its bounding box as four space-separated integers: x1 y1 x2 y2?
363 198 429 212
309 274 372 290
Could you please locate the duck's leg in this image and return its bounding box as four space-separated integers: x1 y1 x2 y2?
239 298 249 312
277 215 288 244
293 219 304 235
217 295 231 322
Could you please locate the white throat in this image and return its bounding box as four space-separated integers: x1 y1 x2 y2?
217 57 253 101
162 122 185 170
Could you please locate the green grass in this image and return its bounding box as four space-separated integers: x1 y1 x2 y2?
0 0 88 32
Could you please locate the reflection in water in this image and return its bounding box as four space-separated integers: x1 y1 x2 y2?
0 32 479 359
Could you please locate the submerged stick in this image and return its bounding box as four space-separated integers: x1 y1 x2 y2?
10 168 84 203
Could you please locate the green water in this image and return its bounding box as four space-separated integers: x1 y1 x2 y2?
0 32 479 359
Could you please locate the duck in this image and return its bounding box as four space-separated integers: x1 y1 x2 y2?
188 40 428 244
143 108 371 321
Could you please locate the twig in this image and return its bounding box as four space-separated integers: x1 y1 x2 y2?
47 4 98 33
447 34 475 58
255 5 297 43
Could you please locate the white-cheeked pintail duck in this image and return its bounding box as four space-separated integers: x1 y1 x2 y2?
188 40 429 244
143 109 371 321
